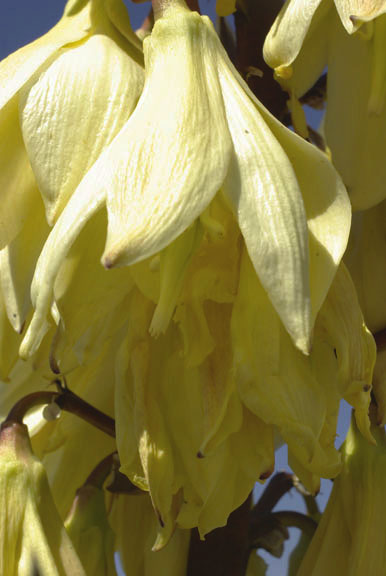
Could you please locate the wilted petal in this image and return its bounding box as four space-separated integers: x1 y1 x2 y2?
101 9 232 268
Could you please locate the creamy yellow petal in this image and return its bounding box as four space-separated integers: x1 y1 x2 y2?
266 107 351 325
19 34 144 224
150 222 202 336
264 0 331 99
325 11 386 209
32 342 117 518
0 191 49 333
0 423 85 576
263 0 325 72
216 27 350 346
316 263 376 440
110 494 190 576
335 0 386 32
299 416 386 575
0 97 37 249
50 210 134 371
232 249 341 480
216 41 311 354
101 9 232 268
19 164 106 359
0 0 93 111
105 0 144 55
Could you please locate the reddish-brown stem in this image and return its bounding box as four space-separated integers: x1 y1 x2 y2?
5 389 116 438
187 494 252 576
234 0 287 120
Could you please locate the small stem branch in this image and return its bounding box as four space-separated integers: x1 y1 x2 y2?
4 389 116 438
271 511 317 536
250 472 295 519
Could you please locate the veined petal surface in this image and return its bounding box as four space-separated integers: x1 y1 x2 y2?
19 34 144 224
216 36 311 354
0 0 93 111
102 8 232 268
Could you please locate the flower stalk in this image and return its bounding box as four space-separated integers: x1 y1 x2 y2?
4 387 116 438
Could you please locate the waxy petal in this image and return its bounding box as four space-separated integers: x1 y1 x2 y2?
232 250 342 483
101 9 232 268
19 167 106 358
263 0 325 72
0 1 92 111
0 98 37 249
317 264 376 441
335 0 386 32
217 43 311 354
0 191 49 333
19 34 144 224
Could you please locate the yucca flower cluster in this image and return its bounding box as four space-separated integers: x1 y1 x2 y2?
0 0 385 573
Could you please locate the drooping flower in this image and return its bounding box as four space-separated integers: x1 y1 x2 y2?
20 0 350 361
0 420 85 575
1 0 375 548
297 412 386 576
0 0 144 336
264 0 386 209
8 0 374 543
0 0 143 239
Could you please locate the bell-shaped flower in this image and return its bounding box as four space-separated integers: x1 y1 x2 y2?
20 0 350 362
0 0 144 245
297 413 386 576
0 420 85 575
264 0 386 209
